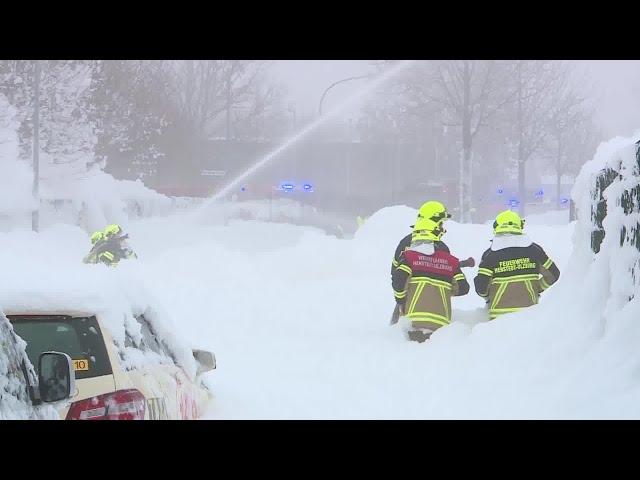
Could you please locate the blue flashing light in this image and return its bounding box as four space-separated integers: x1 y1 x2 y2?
302 183 313 192
281 183 295 192
509 198 520 207
497 188 504 195
535 189 544 197
560 197 569 205
240 186 246 192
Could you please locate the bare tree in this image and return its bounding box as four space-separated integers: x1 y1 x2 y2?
165 60 275 139
86 60 173 179
356 61 516 220
504 60 571 216
230 81 289 140
422 60 516 222
0 60 96 174
544 89 601 206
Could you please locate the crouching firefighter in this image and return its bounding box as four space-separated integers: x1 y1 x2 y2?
84 224 137 266
474 210 560 320
392 218 470 342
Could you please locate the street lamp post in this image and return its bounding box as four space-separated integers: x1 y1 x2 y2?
318 74 371 208
288 106 298 178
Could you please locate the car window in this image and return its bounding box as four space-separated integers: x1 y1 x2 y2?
9 315 112 380
0 314 60 419
135 315 176 364
124 331 136 348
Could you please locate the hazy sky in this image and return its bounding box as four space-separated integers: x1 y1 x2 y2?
269 60 375 116
575 60 640 138
270 60 640 139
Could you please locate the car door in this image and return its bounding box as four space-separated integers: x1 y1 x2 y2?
120 315 206 419
134 315 207 420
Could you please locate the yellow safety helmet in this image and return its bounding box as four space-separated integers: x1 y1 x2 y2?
418 201 451 223
412 217 446 243
103 224 123 238
90 231 104 245
493 210 525 235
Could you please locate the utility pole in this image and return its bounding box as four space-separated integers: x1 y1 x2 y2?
225 61 236 140
32 61 41 232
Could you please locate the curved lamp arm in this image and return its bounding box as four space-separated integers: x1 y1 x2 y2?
318 74 372 116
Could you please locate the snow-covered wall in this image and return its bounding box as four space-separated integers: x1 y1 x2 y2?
572 133 640 312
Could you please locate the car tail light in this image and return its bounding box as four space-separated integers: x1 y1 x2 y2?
66 389 146 420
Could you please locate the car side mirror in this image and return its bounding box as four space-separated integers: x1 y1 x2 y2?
193 349 216 375
38 352 76 403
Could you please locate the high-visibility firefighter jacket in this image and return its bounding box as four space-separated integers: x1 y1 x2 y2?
474 235 560 320
391 233 449 279
83 237 109 264
90 237 136 266
392 242 469 330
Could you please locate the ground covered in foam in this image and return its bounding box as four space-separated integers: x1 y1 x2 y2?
3 195 640 418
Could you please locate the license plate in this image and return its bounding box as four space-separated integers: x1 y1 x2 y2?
73 359 89 371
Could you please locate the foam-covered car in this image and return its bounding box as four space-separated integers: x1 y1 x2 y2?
3 269 216 420
6 309 215 420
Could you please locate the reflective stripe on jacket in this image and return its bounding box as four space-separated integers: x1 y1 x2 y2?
474 240 560 319
392 244 469 331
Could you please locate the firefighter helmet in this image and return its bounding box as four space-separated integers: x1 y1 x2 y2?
90 231 104 245
418 201 451 223
493 210 525 235
412 217 446 243
103 224 123 238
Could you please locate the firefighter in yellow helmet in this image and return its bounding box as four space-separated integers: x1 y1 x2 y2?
392 217 470 342
84 224 137 266
474 210 560 320
391 201 452 280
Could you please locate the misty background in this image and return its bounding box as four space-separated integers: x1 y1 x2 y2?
1 60 638 229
